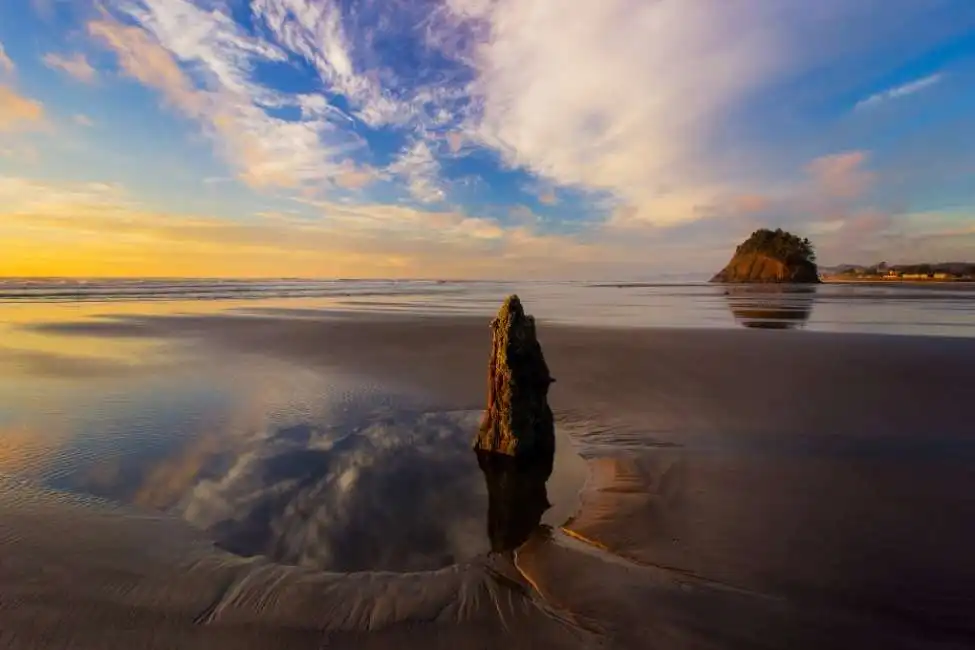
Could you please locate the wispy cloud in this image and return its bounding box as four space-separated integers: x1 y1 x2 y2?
8 0 970 274
334 162 377 190
251 0 404 128
436 0 793 226
81 1 973 228
854 73 944 110
73 113 94 127
807 151 875 200
0 86 45 131
89 11 362 192
387 140 446 203
91 0 473 204
0 42 14 76
88 20 204 115
42 52 98 83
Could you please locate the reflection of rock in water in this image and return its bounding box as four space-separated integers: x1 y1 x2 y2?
477 451 552 553
724 286 816 330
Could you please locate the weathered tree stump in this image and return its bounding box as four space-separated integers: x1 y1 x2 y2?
473 295 555 464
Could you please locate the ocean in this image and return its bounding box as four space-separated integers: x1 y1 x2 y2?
1 277 974 335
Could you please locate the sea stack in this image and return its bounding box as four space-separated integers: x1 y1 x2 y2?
474 295 555 463
711 228 820 283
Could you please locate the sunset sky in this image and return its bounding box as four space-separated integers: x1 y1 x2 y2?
1 0 974 278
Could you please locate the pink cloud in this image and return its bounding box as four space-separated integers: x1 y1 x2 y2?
0 85 44 131
43 52 98 83
446 131 463 153
730 193 769 213
334 163 376 190
807 151 875 200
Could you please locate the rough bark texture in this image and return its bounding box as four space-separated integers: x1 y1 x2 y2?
474 295 555 462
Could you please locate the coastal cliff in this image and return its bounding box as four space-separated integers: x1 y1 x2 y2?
711 228 820 283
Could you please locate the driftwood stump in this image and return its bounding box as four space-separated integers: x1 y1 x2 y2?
473 295 555 463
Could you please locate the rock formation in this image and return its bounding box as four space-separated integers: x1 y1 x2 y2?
473 295 555 464
711 228 820 283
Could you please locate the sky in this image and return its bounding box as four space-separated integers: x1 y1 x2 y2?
1 0 974 279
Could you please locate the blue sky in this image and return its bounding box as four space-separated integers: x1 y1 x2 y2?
1 0 974 278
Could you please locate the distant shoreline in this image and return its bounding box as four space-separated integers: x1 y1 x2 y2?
823 276 975 285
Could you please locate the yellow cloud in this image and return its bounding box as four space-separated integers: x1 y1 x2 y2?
0 176 602 278
0 85 44 131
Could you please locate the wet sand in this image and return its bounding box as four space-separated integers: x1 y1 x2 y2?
3 312 975 649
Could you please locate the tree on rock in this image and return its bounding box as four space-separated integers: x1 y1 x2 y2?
711 228 820 283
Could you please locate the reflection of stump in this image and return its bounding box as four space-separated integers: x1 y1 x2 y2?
477 451 551 553
474 295 555 463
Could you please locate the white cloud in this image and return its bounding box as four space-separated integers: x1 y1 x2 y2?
73 113 94 127
42 52 98 83
90 5 362 192
440 0 787 225
387 140 446 203
84 0 975 240
0 43 14 76
428 0 971 227
854 73 944 110
251 0 408 128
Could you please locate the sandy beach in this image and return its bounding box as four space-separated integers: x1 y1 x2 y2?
2 309 975 649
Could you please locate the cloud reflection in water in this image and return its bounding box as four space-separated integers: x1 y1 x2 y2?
91 402 575 574
140 410 491 572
